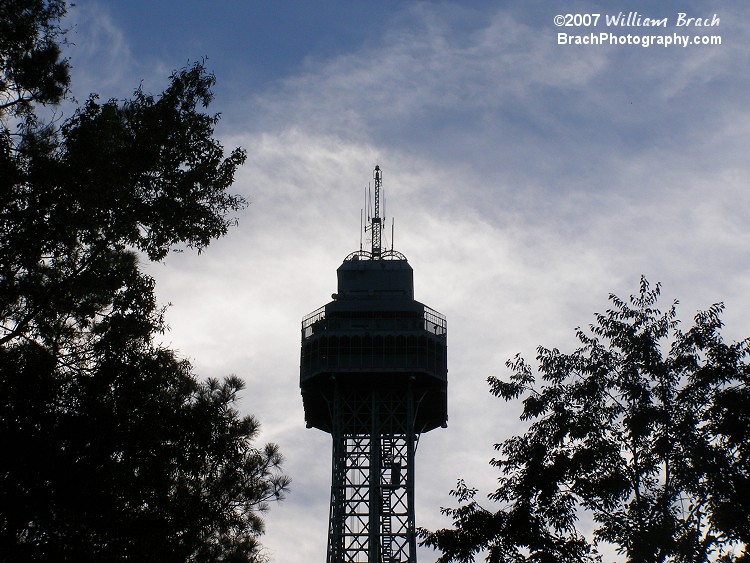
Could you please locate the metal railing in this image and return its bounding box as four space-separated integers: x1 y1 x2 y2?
302 306 446 340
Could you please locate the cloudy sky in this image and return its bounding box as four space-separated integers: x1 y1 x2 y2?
63 1 749 560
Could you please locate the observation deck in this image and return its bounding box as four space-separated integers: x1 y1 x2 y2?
300 255 447 433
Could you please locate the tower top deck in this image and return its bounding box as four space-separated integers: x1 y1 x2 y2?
300 166 447 434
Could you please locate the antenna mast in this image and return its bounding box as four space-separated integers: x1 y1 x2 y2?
371 165 382 258
346 165 406 262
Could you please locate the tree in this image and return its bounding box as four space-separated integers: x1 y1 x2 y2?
1 1 289 561
420 278 749 563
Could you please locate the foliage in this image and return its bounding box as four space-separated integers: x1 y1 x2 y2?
1 2 289 561
420 278 749 563
0 0 70 117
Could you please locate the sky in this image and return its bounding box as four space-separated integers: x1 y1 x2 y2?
62 1 750 561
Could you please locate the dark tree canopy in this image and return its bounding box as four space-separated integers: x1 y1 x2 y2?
1 2 289 561
420 278 749 563
0 0 70 116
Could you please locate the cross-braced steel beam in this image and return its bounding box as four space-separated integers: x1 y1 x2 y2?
327 383 417 563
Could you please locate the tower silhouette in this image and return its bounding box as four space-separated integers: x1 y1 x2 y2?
300 166 447 563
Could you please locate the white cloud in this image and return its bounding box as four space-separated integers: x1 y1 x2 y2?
64 3 134 100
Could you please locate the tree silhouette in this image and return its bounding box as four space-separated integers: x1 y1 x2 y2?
1 2 289 561
420 278 749 563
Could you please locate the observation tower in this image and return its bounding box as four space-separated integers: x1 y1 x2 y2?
300 166 448 563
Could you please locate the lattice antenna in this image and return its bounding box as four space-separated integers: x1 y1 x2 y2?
347 165 406 262
372 165 383 258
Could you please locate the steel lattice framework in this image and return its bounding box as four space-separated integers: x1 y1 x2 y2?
327 386 418 563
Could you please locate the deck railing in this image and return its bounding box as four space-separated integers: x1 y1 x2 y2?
302 306 446 340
